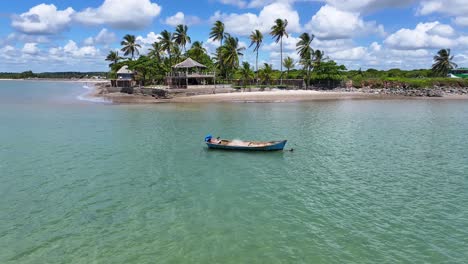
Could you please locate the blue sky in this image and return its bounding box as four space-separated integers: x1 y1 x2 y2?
1 0 468 72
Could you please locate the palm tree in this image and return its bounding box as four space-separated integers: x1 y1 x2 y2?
209 20 226 47
313 50 326 68
172 45 183 64
259 63 274 89
249 29 263 86
296 33 314 59
158 30 174 67
148 42 164 61
105 50 121 68
210 21 227 80
270 18 288 85
120 34 141 60
173 24 191 53
283 57 294 79
188 41 207 62
238 61 254 89
432 49 457 77
220 35 245 79
299 51 313 89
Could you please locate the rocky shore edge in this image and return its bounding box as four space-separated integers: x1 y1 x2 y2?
90 82 468 103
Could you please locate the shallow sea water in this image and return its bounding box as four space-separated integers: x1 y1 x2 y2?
0 81 467 263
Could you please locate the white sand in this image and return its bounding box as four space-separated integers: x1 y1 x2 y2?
171 90 382 103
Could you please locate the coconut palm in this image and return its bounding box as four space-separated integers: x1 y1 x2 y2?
220 35 245 78
148 42 164 61
210 21 227 79
188 41 207 62
432 49 457 77
105 50 121 68
299 51 313 89
238 61 254 88
209 21 226 46
158 30 174 66
296 33 314 59
283 57 294 79
313 50 326 68
172 45 183 64
270 18 288 84
249 29 263 86
259 63 274 89
120 34 141 60
173 24 191 53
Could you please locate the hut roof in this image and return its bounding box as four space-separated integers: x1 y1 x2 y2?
173 58 207 68
117 65 134 74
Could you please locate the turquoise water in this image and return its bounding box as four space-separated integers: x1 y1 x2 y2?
1 81 467 263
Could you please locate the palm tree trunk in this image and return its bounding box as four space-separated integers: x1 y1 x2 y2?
256 50 259 88
280 37 283 86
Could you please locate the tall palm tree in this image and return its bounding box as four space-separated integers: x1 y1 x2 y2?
148 42 164 61
210 21 227 80
158 30 174 67
105 50 121 68
120 34 141 60
270 18 288 85
432 49 457 77
220 35 245 78
209 21 226 47
238 61 254 88
296 33 314 59
173 24 191 53
249 29 263 86
283 57 294 79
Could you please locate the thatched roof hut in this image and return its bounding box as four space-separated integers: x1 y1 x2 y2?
173 58 207 69
117 65 134 74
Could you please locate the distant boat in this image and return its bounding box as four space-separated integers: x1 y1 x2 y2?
205 135 287 151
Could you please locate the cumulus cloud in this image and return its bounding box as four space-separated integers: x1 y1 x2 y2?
325 0 415 13
74 0 161 29
22 43 40 55
83 28 117 46
384 22 456 50
418 0 468 27
164 12 201 27
217 0 248 8
305 5 384 40
210 2 300 36
11 4 75 34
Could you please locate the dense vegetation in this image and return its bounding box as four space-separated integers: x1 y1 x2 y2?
0 71 107 79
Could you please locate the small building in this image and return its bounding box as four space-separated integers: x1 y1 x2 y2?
111 65 136 88
166 58 215 88
449 68 468 78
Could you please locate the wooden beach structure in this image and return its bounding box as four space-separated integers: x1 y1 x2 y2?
111 65 136 88
166 58 215 88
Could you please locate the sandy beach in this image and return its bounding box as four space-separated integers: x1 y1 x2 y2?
170 90 386 103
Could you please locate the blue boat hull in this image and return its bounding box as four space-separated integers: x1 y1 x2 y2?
206 140 287 151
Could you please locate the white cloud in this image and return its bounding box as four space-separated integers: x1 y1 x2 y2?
210 2 301 36
305 5 384 40
74 0 161 29
418 0 468 27
164 12 201 27
325 0 415 13
22 43 39 55
217 0 248 8
60 40 99 57
11 4 75 34
384 22 456 50
83 28 117 45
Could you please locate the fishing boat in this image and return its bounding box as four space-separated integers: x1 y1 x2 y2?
204 135 287 151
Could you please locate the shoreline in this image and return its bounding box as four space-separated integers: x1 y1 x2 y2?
88 83 468 104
